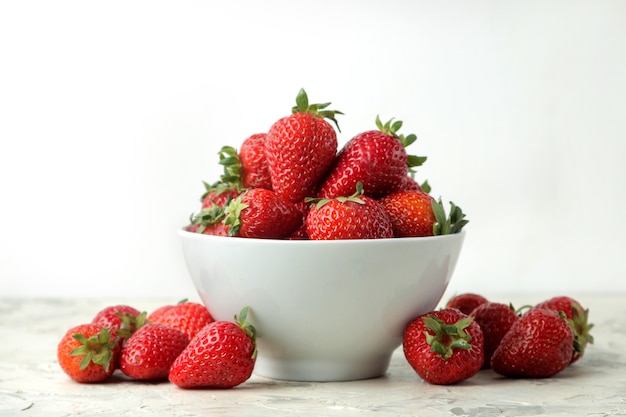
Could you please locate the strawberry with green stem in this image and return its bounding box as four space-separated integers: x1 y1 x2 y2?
57 324 119 383
318 115 427 199
223 188 302 239
403 308 484 385
169 306 257 389
533 296 593 364
491 308 574 377
305 182 393 240
265 88 342 203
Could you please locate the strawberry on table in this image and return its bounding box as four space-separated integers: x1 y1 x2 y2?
147 300 214 340
533 295 594 364
403 308 484 385
91 304 146 342
224 188 302 239
169 306 257 389
265 88 341 203
120 323 190 381
305 182 393 240
491 308 574 378
317 115 426 199
57 324 119 383
445 293 489 315
469 302 519 368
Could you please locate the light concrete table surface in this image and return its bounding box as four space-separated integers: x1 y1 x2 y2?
1 294 624 417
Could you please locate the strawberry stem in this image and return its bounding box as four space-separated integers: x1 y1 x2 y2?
291 88 343 132
432 198 468 235
70 328 118 372
422 315 474 360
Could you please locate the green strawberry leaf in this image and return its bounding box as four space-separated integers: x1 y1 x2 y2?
432 198 468 235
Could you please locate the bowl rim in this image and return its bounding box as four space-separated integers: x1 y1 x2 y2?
178 226 466 245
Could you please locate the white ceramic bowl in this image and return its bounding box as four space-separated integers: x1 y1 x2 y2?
178 228 466 382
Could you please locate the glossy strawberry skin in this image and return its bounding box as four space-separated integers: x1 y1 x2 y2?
446 293 489 315
398 175 425 192
469 302 519 368
120 323 190 381
266 111 338 203
318 130 408 199
533 296 593 363
169 321 256 389
306 195 393 240
379 190 436 237
230 188 303 239
239 133 272 190
147 301 214 340
92 304 142 336
491 308 574 378
403 308 484 385
57 324 118 383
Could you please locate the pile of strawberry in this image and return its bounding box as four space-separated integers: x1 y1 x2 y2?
188 88 467 240
57 300 257 388
402 294 594 385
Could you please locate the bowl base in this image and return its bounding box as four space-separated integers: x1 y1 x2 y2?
253 353 393 382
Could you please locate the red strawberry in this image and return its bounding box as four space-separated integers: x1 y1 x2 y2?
169 307 257 389
491 308 574 378
305 183 393 240
285 200 311 240
469 302 519 368
398 175 426 193
57 324 118 383
92 304 146 342
201 184 240 209
147 300 214 340
533 296 594 363
120 323 190 381
239 133 272 190
224 188 302 239
265 88 341 203
317 116 426 199
403 308 484 385
446 293 489 315
379 190 437 237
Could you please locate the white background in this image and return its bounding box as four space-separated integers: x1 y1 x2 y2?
1 1 625 300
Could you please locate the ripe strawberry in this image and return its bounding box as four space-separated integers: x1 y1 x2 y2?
239 133 272 190
403 308 484 385
398 175 426 193
224 188 302 239
379 190 436 237
265 88 341 203
533 296 594 363
446 293 489 315
189 203 231 236
491 308 574 378
469 302 519 368
120 323 190 381
169 307 257 389
200 181 240 209
147 300 214 340
92 304 146 342
317 116 426 199
57 324 118 383
305 183 393 240
285 200 311 240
